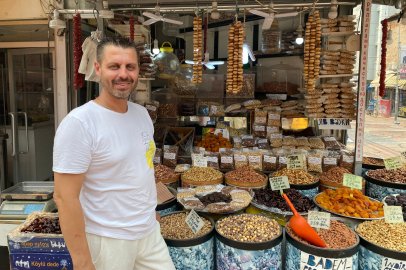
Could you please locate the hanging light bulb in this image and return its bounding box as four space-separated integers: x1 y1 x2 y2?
99 1 114 19
153 39 160 55
242 40 256 64
328 0 338 19
387 29 393 45
49 9 66 29
211 1 220 20
295 13 304 45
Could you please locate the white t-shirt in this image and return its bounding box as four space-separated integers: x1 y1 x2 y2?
53 101 157 240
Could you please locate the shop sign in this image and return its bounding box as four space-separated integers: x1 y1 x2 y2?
355 0 373 162
383 206 404 224
308 211 330 230
343 174 363 190
384 156 403 170
287 155 304 169
300 252 352 270
317 118 351 130
381 257 406 270
270 176 290 191
185 209 205 234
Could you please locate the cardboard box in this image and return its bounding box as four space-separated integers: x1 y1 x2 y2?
8 213 69 254
10 253 72 270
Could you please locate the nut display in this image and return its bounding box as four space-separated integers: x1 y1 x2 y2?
21 217 61 234
158 103 177 118
318 166 353 183
309 137 325 149
287 219 357 249
182 167 223 182
177 188 196 200
163 147 178 167
199 192 232 206
205 202 234 213
357 219 406 252
161 212 212 240
217 214 280 243
180 197 205 210
263 151 277 171
226 21 244 94
220 148 234 169
367 168 406 184
248 151 263 171
307 153 323 173
154 164 179 181
304 10 321 91
226 165 266 183
362 157 384 166
193 17 203 84
271 168 318 185
315 188 384 218
384 193 406 221
254 188 315 212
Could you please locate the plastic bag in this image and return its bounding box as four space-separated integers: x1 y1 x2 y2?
323 150 340 172
266 126 279 138
234 148 249 169
253 125 266 138
154 148 162 165
180 197 205 210
145 100 159 123
248 149 263 171
220 148 234 170
232 136 242 148
309 137 325 149
296 137 310 146
277 150 288 170
269 133 283 148
307 150 323 173
209 104 225 116
262 149 277 171
268 110 282 127
340 150 354 173
225 103 242 113
257 138 270 149
177 188 196 200
163 145 178 167
242 135 256 147
206 151 220 170
254 110 268 125
321 136 341 149
175 164 190 173
205 202 233 213
283 136 297 146
191 147 205 167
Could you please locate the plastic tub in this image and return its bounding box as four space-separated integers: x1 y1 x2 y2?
358 228 406 269
290 179 320 199
156 187 178 216
285 222 360 270
181 174 224 188
161 211 215 270
319 178 366 194
215 214 283 269
224 171 268 191
362 157 385 178
365 170 406 201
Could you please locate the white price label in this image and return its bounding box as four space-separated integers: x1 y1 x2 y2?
279 157 287 164
256 117 267 124
234 138 242 143
234 155 247 162
300 251 353 270
249 156 261 163
254 125 265 131
145 105 157 111
221 156 233 164
308 157 322 164
383 206 404 224
267 126 278 133
343 155 353 163
164 153 176 160
207 156 218 163
264 156 277 163
323 137 336 141
270 176 290 191
271 133 282 139
268 113 280 120
324 158 337 165
185 210 205 235
153 156 160 163
258 139 268 144
308 211 330 229
194 156 208 167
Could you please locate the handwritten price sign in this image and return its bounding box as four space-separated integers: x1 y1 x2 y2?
287 155 304 170
384 156 403 170
307 211 330 230
270 176 290 191
383 206 404 224
343 174 363 190
185 210 205 234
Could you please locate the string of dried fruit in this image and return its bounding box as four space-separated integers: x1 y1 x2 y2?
379 19 388 98
73 13 83 90
129 14 135 41
226 21 243 94
193 17 203 84
303 10 321 92
203 17 208 70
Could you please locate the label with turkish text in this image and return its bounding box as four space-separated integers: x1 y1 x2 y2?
342 174 363 190
384 156 403 170
164 153 176 159
384 206 404 224
300 251 352 270
308 211 330 229
185 210 205 234
270 176 290 191
194 156 208 167
221 156 233 163
287 155 304 169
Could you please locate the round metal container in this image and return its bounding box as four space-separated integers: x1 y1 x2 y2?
365 170 406 201
156 187 178 216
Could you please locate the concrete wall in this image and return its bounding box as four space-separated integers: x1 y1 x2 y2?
0 0 47 20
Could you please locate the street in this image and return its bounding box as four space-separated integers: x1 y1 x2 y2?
347 115 406 158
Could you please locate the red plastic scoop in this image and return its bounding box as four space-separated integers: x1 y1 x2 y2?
282 193 326 248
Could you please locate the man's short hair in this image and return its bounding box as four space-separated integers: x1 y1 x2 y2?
96 36 140 64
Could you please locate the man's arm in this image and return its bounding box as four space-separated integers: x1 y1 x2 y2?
54 172 95 270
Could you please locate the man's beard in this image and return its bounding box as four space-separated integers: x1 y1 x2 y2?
100 72 137 99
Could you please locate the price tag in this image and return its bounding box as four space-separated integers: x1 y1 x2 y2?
324 158 337 165
153 157 160 163
254 125 265 131
145 105 157 111
384 156 403 170
279 157 287 164
221 156 233 163
287 155 304 169
164 153 176 159
342 173 363 190
194 156 207 168
270 176 290 191
185 209 205 234
207 156 218 163
383 206 404 224
234 155 247 162
255 117 267 124
264 156 277 163
267 126 278 134
249 156 261 163
308 211 330 229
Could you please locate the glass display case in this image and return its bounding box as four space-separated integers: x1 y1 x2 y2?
151 87 179 118
226 71 255 98
261 64 301 95
196 72 225 98
261 22 282 54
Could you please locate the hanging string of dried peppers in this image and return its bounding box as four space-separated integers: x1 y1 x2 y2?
129 14 135 41
73 13 83 90
379 19 388 98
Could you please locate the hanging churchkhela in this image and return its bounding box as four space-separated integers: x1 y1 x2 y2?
129 14 135 41
304 10 321 91
226 21 243 94
193 17 203 84
73 13 83 90
379 19 388 98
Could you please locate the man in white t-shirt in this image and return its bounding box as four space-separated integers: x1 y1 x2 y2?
53 36 175 270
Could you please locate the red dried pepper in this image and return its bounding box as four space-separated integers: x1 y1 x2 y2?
129 14 135 41
73 13 83 90
379 19 387 98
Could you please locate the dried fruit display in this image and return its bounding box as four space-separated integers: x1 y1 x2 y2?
193 17 203 84
315 188 384 218
196 133 232 152
21 217 61 234
226 21 243 94
254 188 315 212
303 10 321 91
129 14 135 41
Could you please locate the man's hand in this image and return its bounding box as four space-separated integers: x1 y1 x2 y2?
156 211 161 223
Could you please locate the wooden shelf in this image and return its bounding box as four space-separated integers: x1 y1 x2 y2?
319 74 358 78
321 31 359 37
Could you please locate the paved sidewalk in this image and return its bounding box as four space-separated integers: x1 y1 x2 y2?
347 115 406 158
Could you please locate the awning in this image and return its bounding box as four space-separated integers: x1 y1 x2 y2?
369 73 396 87
385 76 406 90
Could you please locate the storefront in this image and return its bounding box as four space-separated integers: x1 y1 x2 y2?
1 0 406 269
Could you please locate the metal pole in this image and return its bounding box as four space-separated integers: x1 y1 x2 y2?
395 25 401 124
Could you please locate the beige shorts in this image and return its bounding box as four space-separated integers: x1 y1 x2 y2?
86 222 175 270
